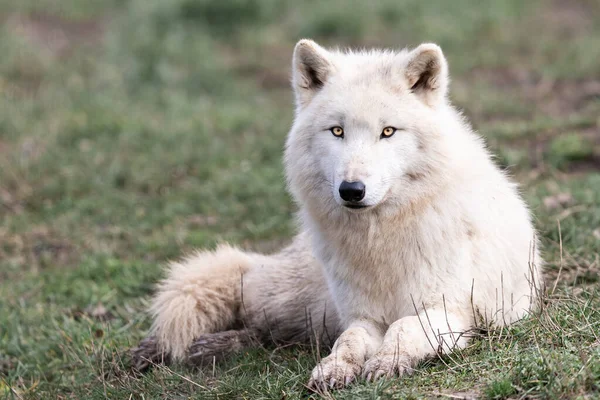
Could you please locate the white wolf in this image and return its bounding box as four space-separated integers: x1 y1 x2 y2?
133 39 543 390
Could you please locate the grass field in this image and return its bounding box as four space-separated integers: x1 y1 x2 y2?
1 0 599 398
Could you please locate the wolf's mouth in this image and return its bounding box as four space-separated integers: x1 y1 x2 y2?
344 204 369 210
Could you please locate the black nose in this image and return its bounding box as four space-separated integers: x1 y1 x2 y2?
339 181 366 202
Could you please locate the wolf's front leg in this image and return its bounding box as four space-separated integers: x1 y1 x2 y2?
308 320 384 390
363 309 472 381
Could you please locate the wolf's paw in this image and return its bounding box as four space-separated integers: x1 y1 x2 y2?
307 356 362 391
362 351 413 381
131 335 170 372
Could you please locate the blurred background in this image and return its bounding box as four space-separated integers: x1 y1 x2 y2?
1 0 599 398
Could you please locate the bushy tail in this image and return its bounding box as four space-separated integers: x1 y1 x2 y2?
149 245 253 360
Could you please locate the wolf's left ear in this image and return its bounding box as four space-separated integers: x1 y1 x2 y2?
405 43 449 107
292 39 335 109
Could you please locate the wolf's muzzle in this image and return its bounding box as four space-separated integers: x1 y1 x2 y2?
339 181 366 203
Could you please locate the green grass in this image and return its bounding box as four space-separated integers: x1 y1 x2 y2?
1 0 600 398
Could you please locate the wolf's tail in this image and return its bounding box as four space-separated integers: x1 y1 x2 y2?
148 245 253 361
133 234 340 370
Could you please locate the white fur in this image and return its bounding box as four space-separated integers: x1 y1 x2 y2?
146 40 543 390
287 40 542 389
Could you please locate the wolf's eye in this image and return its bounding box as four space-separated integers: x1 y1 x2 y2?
381 127 397 138
330 126 344 138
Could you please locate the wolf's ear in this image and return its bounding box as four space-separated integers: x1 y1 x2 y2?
292 39 334 109
405 43 449 106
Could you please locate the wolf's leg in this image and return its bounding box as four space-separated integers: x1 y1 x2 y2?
362 309 472 381
307 319 384 390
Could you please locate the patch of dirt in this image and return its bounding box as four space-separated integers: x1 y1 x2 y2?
87 303 114 321
221 42 293 90
470 66 600 118
432 390 480 400
30 227 79 270
186 214 219 228
561 156 600 175
469 66 533 89
546 256 600 290
0 356 14 377
251 67 290 90
467 0 600 119
0 188 24 215
543 0 596 38
70 303 115 322
497 122 599 178
0 226 80 272
543 192 574 210
532 80 600 118
535 128 600 175
1 12 107 98
4 12 106 58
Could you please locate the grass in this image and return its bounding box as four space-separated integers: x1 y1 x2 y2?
1 0 599 398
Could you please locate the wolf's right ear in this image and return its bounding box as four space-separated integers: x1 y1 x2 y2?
292 39 334 109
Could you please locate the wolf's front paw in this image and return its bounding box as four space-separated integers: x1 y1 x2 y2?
362 350 413 381
308 356 362 391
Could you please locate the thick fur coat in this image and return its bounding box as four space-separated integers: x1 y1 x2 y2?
133 40 543 390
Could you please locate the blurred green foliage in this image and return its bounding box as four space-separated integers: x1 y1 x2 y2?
0 0 599 398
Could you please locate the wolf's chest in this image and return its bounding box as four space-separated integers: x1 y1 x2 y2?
316 235 433 323
314 215 468 325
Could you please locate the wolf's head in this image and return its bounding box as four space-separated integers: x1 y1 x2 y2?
285 39 473 219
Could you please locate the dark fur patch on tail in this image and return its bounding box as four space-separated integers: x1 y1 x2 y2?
131 330 256 372
187 329 255 365
131 335 171 372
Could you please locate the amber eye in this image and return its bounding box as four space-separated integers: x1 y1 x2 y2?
330 126 344 138
381 126 397 138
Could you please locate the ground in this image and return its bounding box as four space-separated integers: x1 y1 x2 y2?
0 0 599 399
